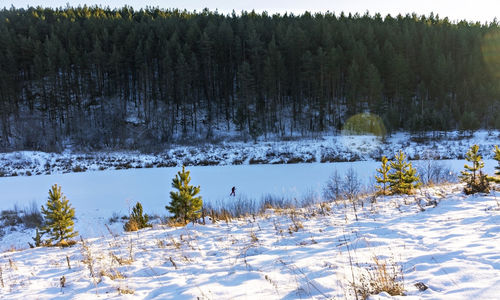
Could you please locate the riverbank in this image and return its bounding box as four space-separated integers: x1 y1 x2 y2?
1 130 498 178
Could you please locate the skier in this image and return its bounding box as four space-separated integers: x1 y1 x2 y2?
230 186 236 197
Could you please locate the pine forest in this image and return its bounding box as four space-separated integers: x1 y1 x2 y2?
0 6 499 151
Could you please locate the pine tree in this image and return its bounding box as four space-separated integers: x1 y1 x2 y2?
487 145 500 183
28 228 43 248
388 151 421 194
124 202 151 231
40 184 78 244
166 166 202 224
459 144 490 194
375 156 391 195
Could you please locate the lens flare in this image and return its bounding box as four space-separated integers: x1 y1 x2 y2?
340 113 386 157
341 112 386 137
482 29 500 81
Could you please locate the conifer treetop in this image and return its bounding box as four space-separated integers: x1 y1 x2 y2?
388 150 420 194
41 184 78 244
375 155 391 195
494 145 500 176
167 166 202 224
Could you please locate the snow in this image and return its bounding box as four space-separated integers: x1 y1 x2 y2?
0 159 498 249
0 183 499 299
0 130 499 177
0 130 499 299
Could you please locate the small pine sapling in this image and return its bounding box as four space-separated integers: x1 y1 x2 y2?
388 151 421 195
124 202 151 231
487 145 500 183
166 166 203 224
459 144 490 194
40 184 78 245
375 156 391 195
28 228 43 248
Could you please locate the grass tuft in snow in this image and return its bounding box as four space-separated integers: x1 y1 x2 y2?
351 255 405 300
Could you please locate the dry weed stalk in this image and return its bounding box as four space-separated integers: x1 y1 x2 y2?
168 237 181 249
8 259 16 270
250 231 258 243
169 256 178 269
66 255 71 269
0 265 4 288
99 268 125 280
110 252 133 266
288 211 304 234
80 237 98 285
264 274 280 296
273 218 284 236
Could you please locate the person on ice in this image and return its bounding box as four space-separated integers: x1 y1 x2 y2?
230 186 236 196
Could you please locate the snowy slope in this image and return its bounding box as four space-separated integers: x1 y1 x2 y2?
0 184 499 299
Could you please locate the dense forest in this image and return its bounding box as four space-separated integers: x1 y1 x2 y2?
0 6 499 151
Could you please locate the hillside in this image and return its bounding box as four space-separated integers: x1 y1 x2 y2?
1 7 499 151
0 184 499 299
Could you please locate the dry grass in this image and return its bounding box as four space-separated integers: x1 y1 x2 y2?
117 286 134 294
166 219 190 227
54 240 77 248
123 219 139 232
249 231 258 243
80 237 97 282
99 268 125 280
110 252 134 266
352 256 405 300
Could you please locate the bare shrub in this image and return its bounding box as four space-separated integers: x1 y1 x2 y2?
108 212 121 224
21 201 43 228
323 170 343 201
343 167 361 200
298 189 321 207
1 202 43 229
261 194 295 211
0 209 22 227
416 154 457 185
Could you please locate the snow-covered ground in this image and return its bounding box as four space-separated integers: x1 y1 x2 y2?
0 130 499 177
0 183 499 299
0 130 499 299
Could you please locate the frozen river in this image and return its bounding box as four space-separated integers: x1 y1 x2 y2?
0 160 497 215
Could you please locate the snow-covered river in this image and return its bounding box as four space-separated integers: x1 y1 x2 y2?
0 160 497 216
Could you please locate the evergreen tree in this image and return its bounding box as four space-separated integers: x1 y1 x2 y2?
124 201 151 231
459 144 490 194
0 7 498 150
166 166 202 224
28 228 43 248
375 156 391 195
494 145 500 178
40 184 78 244
487 145 500 183
388 151 421 194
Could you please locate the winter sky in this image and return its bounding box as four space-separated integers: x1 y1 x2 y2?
4 0 500 23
